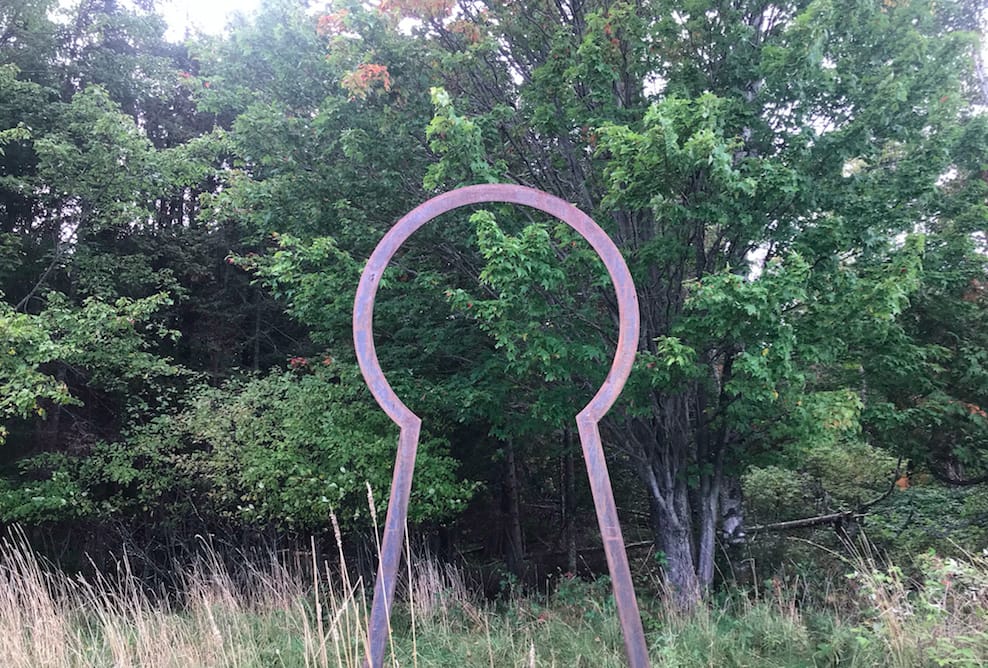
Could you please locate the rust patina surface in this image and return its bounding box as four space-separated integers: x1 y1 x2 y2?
353 184 649 667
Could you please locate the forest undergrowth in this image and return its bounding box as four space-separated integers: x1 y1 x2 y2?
1 524 986 668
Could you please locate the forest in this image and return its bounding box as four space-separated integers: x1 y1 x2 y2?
1 0 987 665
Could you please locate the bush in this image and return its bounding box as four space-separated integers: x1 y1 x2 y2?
0 365 475 535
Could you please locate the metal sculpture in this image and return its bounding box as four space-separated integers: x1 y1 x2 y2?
353 184 649 667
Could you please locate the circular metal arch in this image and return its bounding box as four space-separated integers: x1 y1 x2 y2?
353 183 640 424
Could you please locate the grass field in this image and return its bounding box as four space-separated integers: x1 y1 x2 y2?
1 528 986 667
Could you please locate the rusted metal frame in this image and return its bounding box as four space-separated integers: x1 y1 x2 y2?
352 184 649 667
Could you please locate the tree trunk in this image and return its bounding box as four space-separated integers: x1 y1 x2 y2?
252 289 261 371
719 475 746 545
652 500 700 607
695 471 720 591
646 472 701 607
562 428 577 573
503 441 525 578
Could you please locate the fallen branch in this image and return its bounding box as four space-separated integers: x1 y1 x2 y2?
928 467 988 487
747 510 865 534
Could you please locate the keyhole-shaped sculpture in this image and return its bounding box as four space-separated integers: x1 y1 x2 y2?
353 184 649 667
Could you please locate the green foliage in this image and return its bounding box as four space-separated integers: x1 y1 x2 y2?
846 545 988 667
745 436 898 521
0 300 74 433
176 367 473 529
443 210 612 437
0 365 473 531
867 484 988 566
600 93 760 218
0 465 94 523
424 87 505 189
240 233 361 349
0 292 178 444
33 85 155 227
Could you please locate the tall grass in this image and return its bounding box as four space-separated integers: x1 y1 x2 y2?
1 525 986 667
843 538 988 667
0 527 368 668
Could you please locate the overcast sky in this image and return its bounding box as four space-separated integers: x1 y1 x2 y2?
159 0 261 41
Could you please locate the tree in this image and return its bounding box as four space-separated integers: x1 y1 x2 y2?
0 0 311 551
345 0 985 603
1 0 478 551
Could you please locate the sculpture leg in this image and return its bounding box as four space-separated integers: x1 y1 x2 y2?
577 417 650 668
365 420 421 668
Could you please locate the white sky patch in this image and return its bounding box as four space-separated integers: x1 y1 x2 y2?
935 166 959 188
842 157 867 178
159 0 261 42
974 231 988 255
746 243 770 279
